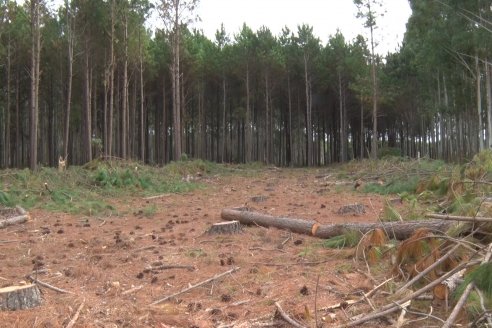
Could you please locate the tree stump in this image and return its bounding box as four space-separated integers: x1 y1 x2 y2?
250 195 268 203
0 206 29 229
0 284 42 310
207 221 243 235
337 203 366 216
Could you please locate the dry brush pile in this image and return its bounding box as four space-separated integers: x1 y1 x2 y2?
318 152 492 327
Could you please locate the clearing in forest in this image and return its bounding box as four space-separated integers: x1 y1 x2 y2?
0 156 491 327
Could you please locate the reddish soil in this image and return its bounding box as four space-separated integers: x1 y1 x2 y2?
0 168 390 327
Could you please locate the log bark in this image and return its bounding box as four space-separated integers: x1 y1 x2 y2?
221 208 454 240
0 284 42 310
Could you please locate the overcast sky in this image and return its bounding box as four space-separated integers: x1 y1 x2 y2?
42 0 411 54
193 0 412 54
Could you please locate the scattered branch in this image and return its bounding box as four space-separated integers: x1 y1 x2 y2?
147 264 195 271
444 242 492 328
442 283 475 328
319 277 392 312
251 260 332 267
395 242 462 294
65 299 85 328
150 267 239 305
27 275 73 294
337 259 481 327
426 213 492 223
121 285 144 295
142 193 171 200
320 299 359 312
0 240 19 244
274 301 307 328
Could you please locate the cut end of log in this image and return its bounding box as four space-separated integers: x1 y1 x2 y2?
207 221 243 235
0 284 42 311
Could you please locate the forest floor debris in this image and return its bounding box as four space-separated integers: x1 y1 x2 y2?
0 155 492 326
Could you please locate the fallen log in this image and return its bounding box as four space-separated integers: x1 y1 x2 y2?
221 208 454 240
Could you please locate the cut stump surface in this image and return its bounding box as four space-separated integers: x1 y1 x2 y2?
207 221 243 235
0 206 29 229
0 284 42 311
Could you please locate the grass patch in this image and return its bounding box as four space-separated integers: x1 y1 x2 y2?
141 204 157 217
0 159 224 215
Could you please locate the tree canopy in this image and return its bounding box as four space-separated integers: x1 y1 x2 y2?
0 0 490 168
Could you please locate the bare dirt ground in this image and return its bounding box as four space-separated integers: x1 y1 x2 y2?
0 168 390 327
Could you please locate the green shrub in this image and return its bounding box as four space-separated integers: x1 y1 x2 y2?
0 191 13 207
378 147 402 158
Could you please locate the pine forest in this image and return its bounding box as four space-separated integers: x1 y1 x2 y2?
0 0 491 169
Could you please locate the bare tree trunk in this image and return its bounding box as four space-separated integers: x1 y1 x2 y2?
221 75 226 162
15 68 20 167
198 82 205 158
121 13 128 159
5 33 11 167
245 64 251 162
83 39 92 163
172 1 182 161
63 1 73 161
369 2 378 160
139 31 145 162
103 62 108 157
486 60 492 149
265 73 271 164
29 0 40 170
304 53 313 166
476 55 484 151
442 74 449 158
288 74 293 166
339 71 345 162
162 78 167 164
107 0 115 158
360 95 364 159
130 75 136 158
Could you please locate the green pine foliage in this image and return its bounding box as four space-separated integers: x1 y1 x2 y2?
363 176 420 195
453 262 492 318
322 230 362 249
455 262 492 299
